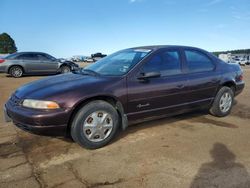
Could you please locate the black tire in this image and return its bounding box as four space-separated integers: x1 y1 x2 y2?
71 100 119 149
9 66 23 78
60 65 71 73
209 86 234 117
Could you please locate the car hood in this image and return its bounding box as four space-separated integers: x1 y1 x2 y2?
14 73 111 100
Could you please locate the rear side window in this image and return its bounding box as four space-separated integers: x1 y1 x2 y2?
142 50 181 76
17 54 38 60
185 50 215 73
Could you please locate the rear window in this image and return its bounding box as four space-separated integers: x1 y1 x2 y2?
142 50 182 76
4 53 19 59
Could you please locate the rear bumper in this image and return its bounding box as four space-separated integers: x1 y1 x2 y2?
235 81 245 96
4 100 70 136
0 65 7 73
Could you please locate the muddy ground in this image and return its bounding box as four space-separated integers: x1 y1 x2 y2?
0 67 250 188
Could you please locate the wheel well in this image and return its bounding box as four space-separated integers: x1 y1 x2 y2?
222 81 236 93
60 64 70 68
66 96 126 134
8 65 24 74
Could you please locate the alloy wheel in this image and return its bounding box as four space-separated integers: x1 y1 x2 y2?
219 92 232 113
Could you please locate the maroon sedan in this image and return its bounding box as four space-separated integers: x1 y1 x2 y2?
4 46 244 149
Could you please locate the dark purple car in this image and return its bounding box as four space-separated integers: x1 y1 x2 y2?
4 46 244 149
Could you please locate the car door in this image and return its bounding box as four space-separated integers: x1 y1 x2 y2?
36 54 59 73
17 53 41 73
126 49 189 122
182 49 221 108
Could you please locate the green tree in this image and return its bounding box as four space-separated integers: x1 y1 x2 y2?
0 32 17 54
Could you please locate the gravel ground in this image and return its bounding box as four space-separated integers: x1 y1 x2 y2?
0 67 250 188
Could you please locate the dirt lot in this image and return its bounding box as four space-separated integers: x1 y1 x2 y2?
1 68 250 188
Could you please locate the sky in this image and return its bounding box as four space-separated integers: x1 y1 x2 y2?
0 0 250 58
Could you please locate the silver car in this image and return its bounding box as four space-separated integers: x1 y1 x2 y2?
0 52 79 77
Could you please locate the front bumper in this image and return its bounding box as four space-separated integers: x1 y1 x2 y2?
4 98 71 136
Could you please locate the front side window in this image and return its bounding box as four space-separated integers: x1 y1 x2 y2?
142 50 182 76
83 49 151 76
44 54 57 61
37 54 50 61
185 50 215 73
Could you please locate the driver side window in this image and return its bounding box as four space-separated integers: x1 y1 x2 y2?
142 50 181 76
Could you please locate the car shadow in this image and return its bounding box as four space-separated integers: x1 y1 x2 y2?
5 73 58 78
112 99 239 144
190 143 250 188
112 109 209 144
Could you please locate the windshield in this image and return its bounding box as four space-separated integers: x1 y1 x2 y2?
82 49 151 76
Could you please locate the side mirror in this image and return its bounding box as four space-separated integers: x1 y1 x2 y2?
137 71 161 80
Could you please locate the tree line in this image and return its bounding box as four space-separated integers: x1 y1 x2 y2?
213 49 250 56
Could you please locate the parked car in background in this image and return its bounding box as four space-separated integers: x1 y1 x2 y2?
239 59 248 66
71 55 87 62
91 52 107 62
4 46 244 149
84 57 95 63
232 58 247 66
0 52 79 77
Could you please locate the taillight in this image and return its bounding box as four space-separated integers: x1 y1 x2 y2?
0 59 5 63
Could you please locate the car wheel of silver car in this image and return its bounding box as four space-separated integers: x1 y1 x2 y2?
60 65 71 73
9 66 23 78
210 86 234 117
71 100 119 149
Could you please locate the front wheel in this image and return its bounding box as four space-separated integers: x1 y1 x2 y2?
71 100 119 149
210 86 234 117
60 65 71 73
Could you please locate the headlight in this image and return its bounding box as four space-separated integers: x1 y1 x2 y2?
22 99 60 109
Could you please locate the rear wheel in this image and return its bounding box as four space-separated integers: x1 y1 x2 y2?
210 86 234 117
71 100 119 149
60 65 71 73
9 66 23 78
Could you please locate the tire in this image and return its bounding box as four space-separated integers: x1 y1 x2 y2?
9 66 23 78
60 65 71 73
209 86 234 117
71 100 119 149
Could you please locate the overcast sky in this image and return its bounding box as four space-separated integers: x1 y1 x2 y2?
1 0 250 57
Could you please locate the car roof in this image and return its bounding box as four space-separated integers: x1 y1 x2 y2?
130 45 205 51
14 52 49 55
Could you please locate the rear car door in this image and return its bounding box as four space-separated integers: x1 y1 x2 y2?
126 49 190 122
17 53 41 73
183 49 221 108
